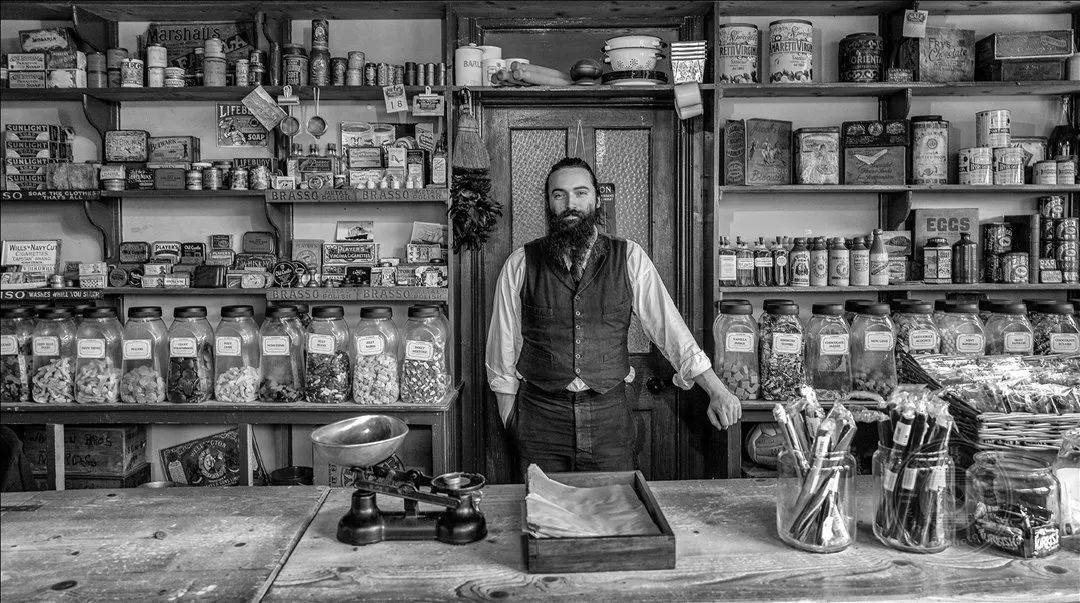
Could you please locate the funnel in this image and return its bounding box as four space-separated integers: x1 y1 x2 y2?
311 415 409 467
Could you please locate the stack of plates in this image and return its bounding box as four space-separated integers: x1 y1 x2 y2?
601 70 669 86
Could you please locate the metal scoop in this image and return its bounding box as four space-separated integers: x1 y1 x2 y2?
306 86 327 140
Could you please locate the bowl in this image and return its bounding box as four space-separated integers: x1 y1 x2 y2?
604 47 664 72
603 35 664 51
310 415 409 468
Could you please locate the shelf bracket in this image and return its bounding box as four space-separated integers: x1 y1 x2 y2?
72 5 117 53
84 197 121 265
264 201 293 259
81 93 118 150
880 190 912 231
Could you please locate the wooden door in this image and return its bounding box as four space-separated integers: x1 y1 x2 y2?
475 105 687 482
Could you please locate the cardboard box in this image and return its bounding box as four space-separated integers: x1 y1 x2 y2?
78 261 107 276
291 239 322 274
126 168 155 190
913 208 980 260
323 242 379 265
162 275 191 288
348 146 384 169
8 71 46 88
21 425 148 478
407 243 447 264
7 53 46 71
46 50 86 70
881 230 913 257
975 30 1073 62
844 146 906 185
4 157 51 175
5 124 67 142
897 26 975 82
47 163 98 190
348 169 384 188
734 118 790 185
6 140 68 159
976 59 1066 82
1 239 61 274
19 28 75 52
153 168 186 190
149 136 200 163
3 174 47 190
80 274 106 288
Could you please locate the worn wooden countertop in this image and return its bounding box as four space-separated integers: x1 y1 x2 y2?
3 478 1078 601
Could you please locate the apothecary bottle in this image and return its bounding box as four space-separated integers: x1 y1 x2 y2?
985 301 1034 355
850 303 897 398
938 302 985 356
805 303 851 401
754 237 773 286
166 306 214 404
772 236 790 286
401 305 450 405
0 307 35 403
873 444 954 553
810 237 828 286
353 306 401 405
1052 427 1080 537
789 237 810 287
735 237 754 287
891 299 940 355
952 232 978 284
259 305 303 403
31 308 76 404
966 451 1061 558
120 306 167 404
776 449 856 553
304 306 351 403
214 305 260 403
849 236 869 286
712 299 759 400
760 302 805 401
717 237 737 287
1030 301 1080 355
827 237 849 287
74 308 123 404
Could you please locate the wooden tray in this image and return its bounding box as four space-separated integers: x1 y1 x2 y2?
523 470 676 574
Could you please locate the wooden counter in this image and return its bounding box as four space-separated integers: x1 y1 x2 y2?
3 478 1077 601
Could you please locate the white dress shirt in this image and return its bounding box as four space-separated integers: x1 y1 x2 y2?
486 238 711 395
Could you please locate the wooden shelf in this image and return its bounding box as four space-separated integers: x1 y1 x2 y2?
103 288 268 296
1 190 100 202
716 184 1080 194
96 189 451 202
717 283 1080 295
2 86 449 104
266 287 448 302
475 84 677 100
101 190 266 198
0 288 104 302
709 81 1080 97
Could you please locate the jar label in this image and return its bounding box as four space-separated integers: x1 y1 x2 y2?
955 334 985 354
883 468 898 491
169 337 197 358
358 335 385 356
1051 333 1079 353
307 334 335 355
1004 332 1033 353
405 340 434 361
819 334 849 355
32 336 59 356
725 333 754 353
772 333 802 354
261 336 290 356
754 257 772 267
901 466 918 490
929 465 947 491
718 256 737 280
0 335 16 355
908 329 938 350
123 339 152 360
864 332 895 352
215 336 241 357
737 257 754 270
77 339 106 359
775 255 788 267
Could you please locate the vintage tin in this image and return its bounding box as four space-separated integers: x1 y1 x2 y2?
1034 159 1059 184
364 63 378 86
922 237 952 283
1057 240 1079 272
203 37 225 58
249 165 271 190
436 63 447 86
982 222 1013 255
203 57 226 86
1001 252 1030 283
769 19 813 83
424 63 435 86
793 127 839 184
283 45 308 86
405 61 418 86
234 59 249 87
346 68 362 86
839 32 883 82
911 115 949 185
983 252 1002 283
120 58 144 87
717 23 759 84
145 44 167 68
202 166 222 190
1040 217 1057 242
230 168 249 190
311 19 330 49
377 63 390 87
1039 195 1065 219
1057 217 1079 241
1040 237 1057 259
309 48 330 86
993 146 1024 184
975 109 1011 148
146 67 164 87
1056 155 1076 184
185 169 203 190
331 57 347 85
348 51 366 71
106 48 128 70
958 147 993 185
393 64 404 85
86 51 106 72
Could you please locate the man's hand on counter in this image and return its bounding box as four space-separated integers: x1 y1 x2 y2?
694 369 742 430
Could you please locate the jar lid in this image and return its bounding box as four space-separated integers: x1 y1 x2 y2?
934 299 957 313
768 303 800 316
173 306 208 318
38 308 73 320
979 298 1009 313
360 306 393 319
891 299 933 314
858 303 891 316
0 307 34 319
720 300 753 315
811 303 843 316
312 305 345 319
1031 300 1074 315
221 304 254 318
945 302 979 314
911 115 944 122
989 301 1027 315
266 305 297 319
844 299 874 314
128 306 163 319
763 298 795 312
84 307 117 319
408 305 440 318
972 450 1052 475
71 304 94 316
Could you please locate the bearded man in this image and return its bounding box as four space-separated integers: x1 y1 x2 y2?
486 157 741 475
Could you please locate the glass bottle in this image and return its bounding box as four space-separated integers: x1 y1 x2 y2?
985 301 1034 355
760 302 805 401
850 303 898 398
789 237 810 286
717 236 737 287
352 306 401 405
849 236 870 286
214 305 260 403
804 303 851 400
776 449 856 553
259 305 303 403
1053 427 1080 537
712 299 759 400
938 302 985 356
401 305 451 405
74 307 123 404
735 237 754 287
952 232 978 284
810 236 828 286
772 236 790 286
0 307 35 403
869 228 890 286
754 236 773 286
891 299 940 355
166 306 214 404
326 142 341 175
286 142 304 178
967 451 1061 558
31 308 76 404
304 305 352 403
874 444 954 553
120 306 168 404
827 237 849 287
1049 94 1076 160
1030 300 1080 355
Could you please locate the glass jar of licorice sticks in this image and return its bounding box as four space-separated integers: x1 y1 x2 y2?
872 444 955 553
776 449 857 553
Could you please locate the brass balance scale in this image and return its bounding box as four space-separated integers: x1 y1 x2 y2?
311 415 487 546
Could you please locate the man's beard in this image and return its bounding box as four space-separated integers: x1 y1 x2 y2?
542 207 600 270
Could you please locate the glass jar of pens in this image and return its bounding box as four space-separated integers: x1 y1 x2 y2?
773 392 858 553
872 386 956 553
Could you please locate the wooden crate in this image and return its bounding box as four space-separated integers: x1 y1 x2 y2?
20 425 147 477
524 471 676 574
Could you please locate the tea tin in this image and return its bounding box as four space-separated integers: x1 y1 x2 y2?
717 23 759 84
769 19 813 83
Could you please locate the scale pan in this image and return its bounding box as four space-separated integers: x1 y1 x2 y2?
310 415 409 467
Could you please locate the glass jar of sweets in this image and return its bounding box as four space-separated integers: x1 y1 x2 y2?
873 444 954 553
31 308 76 404
0 307 35 403
979 298 1008 324
760 302 805 401
120 306 168 404
166 306 215 404
967 451 1061 558
758 298 795 343
401 305 450 405
74 307 123 404
213 305 260 403
259 306 303 403
804 303 851 401
712 299 759 399
850 304 897 398
938 302 985 356
776 449 856 553
1030 300 1080 355
353 306 401 405
843 299 874 326
891 299 940 355
1052 427 1080 537
985 301 1034 355
304 305 351 403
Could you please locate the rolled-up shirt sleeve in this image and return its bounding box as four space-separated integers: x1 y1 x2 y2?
626 241 711 389
485 247 526 395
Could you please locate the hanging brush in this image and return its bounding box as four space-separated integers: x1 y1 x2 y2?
450 88 502 252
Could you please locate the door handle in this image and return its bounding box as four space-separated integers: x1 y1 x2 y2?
645 377 666 394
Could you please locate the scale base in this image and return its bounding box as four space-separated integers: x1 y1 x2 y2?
337 489 487 546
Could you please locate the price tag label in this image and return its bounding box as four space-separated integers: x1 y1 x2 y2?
383 84 408 114
902 9 929 38
725 333 754 353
